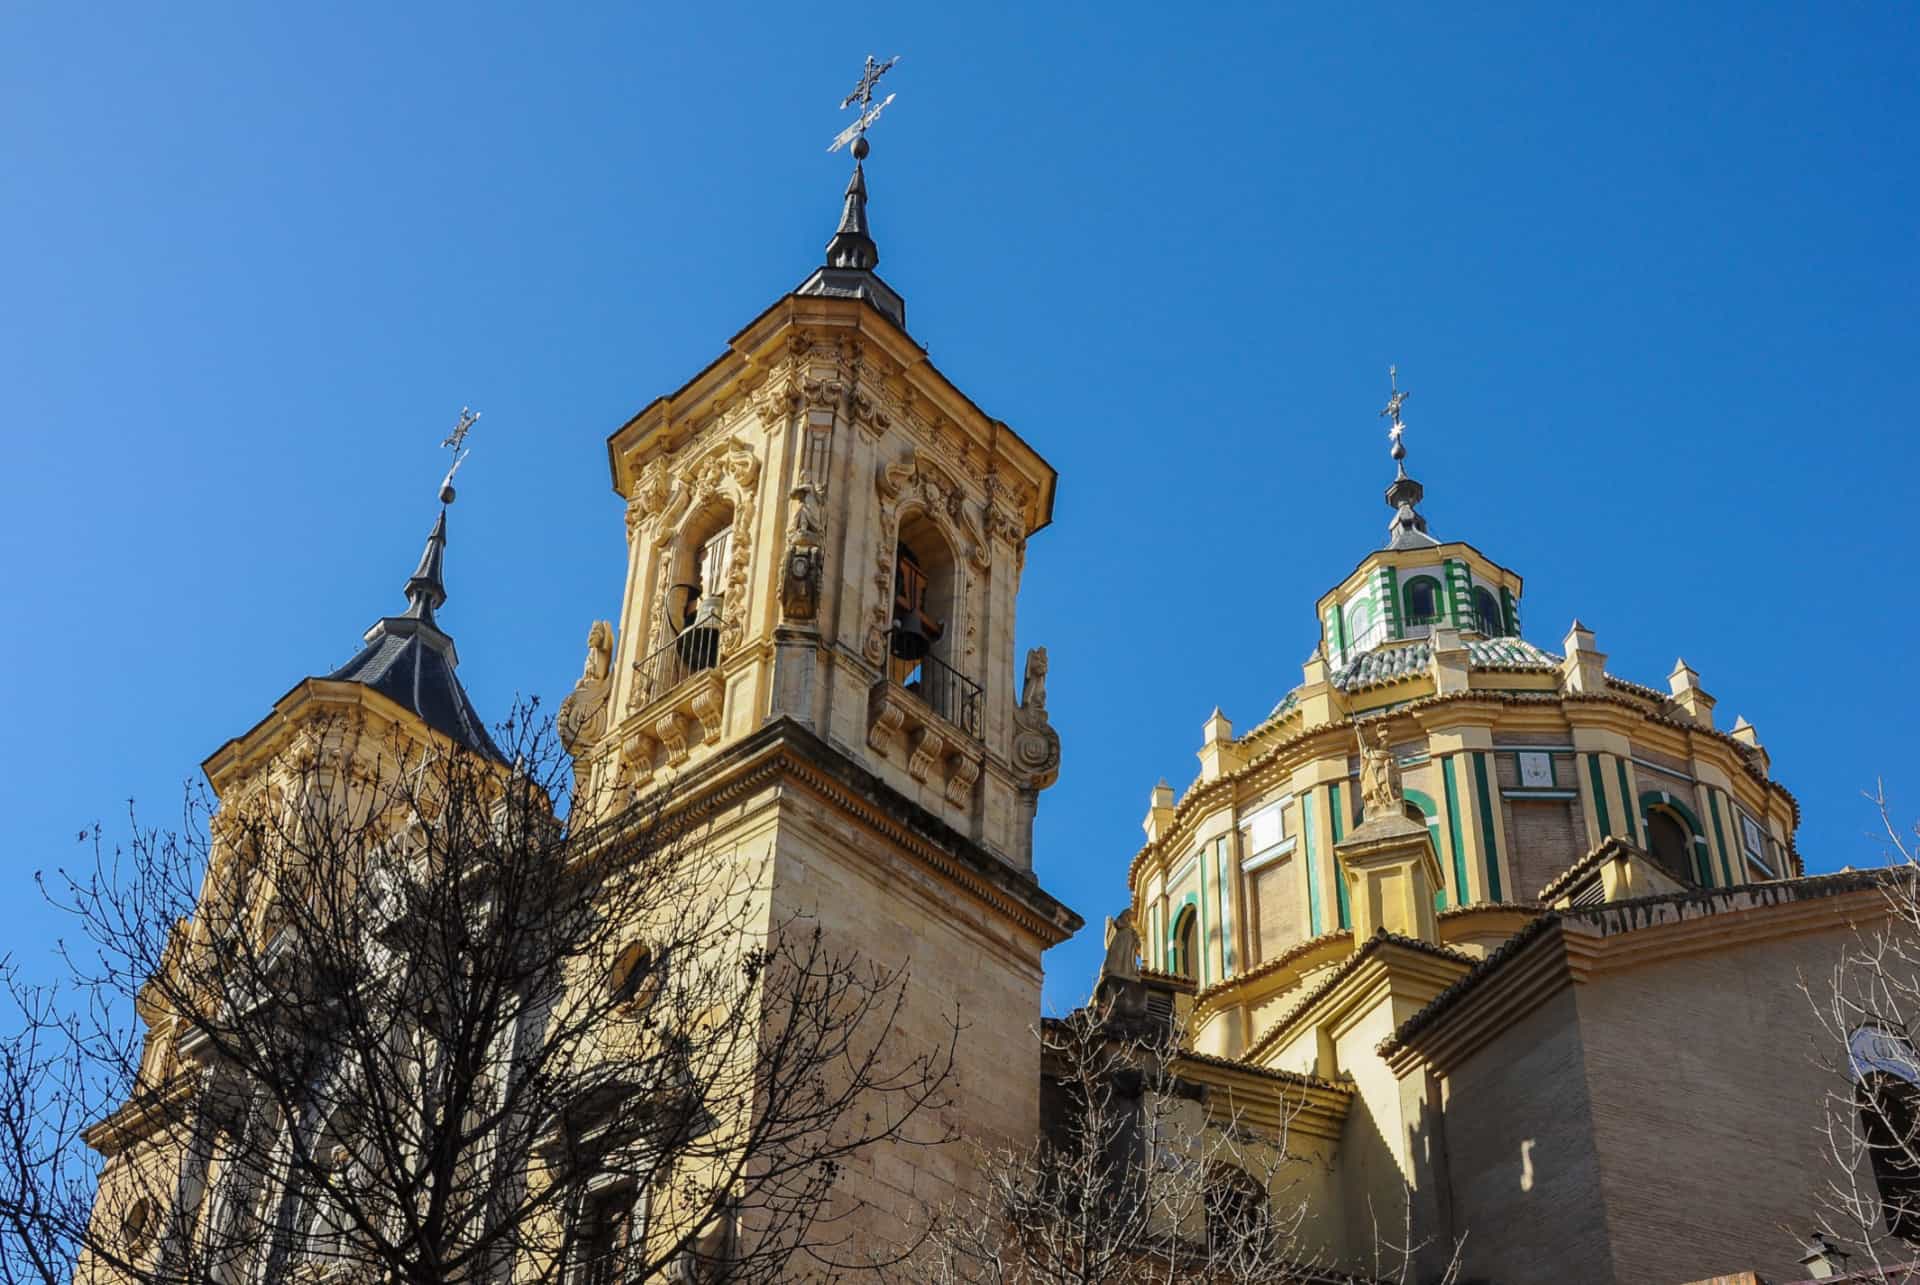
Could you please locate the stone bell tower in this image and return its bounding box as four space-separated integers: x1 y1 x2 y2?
556 78 1081 1236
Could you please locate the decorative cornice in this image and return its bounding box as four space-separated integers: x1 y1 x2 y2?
1127 686 1802 895
588 717 1081 949
1381 868 1908 1073
1241 930 1474 1066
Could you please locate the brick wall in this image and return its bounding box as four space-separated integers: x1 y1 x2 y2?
1508 798 1585 902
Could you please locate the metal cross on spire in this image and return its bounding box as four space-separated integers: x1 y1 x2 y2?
438 406 480 504
829 54 899 155
1379 366 1410 468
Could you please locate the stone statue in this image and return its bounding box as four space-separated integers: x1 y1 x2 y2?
1100 907 1141 985
557 621 615 753
785 481 825 548
1358 721 1402 820
666 1197 736 1284
1011 645 1060 791
1021 646 1049 712
780 483 826 623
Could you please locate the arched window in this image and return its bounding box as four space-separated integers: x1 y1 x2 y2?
1646 808 1697 883
1204 1166 1272 1258
654 506 733 690
1172 907 1198 981
1852 1023 1920 1242
889 514 978 732
1403 575 1442 625
1471 586 1505 637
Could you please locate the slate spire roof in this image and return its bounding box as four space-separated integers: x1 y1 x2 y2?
323 500 502 761
796 136 907 331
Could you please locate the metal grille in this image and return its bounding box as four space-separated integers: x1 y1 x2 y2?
886 634 982 737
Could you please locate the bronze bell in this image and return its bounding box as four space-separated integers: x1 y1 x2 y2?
890 613 932 661
663 582 701 636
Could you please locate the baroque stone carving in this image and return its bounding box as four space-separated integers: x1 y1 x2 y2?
867 701 907 756
781 482 825 623
1358 721 1402 820
943 752 981 809
689 670 725 745
1011 646 1061 791
654 712 689 768
557 621 614 753
907 727 946 784
1100 907 1142 986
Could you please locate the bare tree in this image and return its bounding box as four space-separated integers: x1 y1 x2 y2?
0 704 955 1285
912 993 1456 1285
1804 783 1920 1283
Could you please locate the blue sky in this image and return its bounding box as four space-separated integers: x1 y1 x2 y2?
2 4 1915 1014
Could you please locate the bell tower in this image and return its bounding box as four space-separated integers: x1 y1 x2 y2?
557 65 1080 1241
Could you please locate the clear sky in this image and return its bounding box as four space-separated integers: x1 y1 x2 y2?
2 4 1915 1013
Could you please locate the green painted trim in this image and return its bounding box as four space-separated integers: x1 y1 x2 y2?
1639 790 1710 886
1586 754 1614 837
1381 566 1403 639
1329 784 1351 930
1197 839 1210 986
1303 792 1322 937
1500 584 1519 637
1167 894 1198 979
1445 559 1473 630
1472 752 1504 901
1615 760 1639 844
1441 757 1468 908
1215 837 1235 976
1403 574 1444 625
1403 786 1446 910
1707 792 1735 886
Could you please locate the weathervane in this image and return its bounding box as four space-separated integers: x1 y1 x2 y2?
829 54 899 156
438 406 480 504
1379 366 1410 472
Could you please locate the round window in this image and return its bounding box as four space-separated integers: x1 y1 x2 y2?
122 1196 154 1252
609 942 663 1013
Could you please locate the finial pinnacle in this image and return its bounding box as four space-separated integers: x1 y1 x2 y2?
438 407 479 504
1378 366 1435 549
828 55 899 155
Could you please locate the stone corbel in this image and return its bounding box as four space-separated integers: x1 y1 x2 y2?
617 730 658 792
944 749 983 809
689 670 726 745
907 727 947 784
868 701 907 756
653 712 689 768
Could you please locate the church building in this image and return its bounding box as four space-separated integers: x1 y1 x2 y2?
83 70 1920 1285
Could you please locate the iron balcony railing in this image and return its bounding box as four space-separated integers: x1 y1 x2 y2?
634 626 721 706
886 631 983 737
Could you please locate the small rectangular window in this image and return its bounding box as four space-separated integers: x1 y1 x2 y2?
575 1185 638 1285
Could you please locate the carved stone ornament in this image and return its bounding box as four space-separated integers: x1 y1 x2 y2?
637 437 762 666
780 482 826 622
1099 907 1142 986
666 1197 737 1284
1358 721 1403 820
907 726 946 784
557 620 615 753
943 752 982 809
654 712 689 768
780 545 822 623
1011 645 1061 791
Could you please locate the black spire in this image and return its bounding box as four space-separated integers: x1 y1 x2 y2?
824 144 879 270
401 507 449 625
797 58 907 330
322 466 501 760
